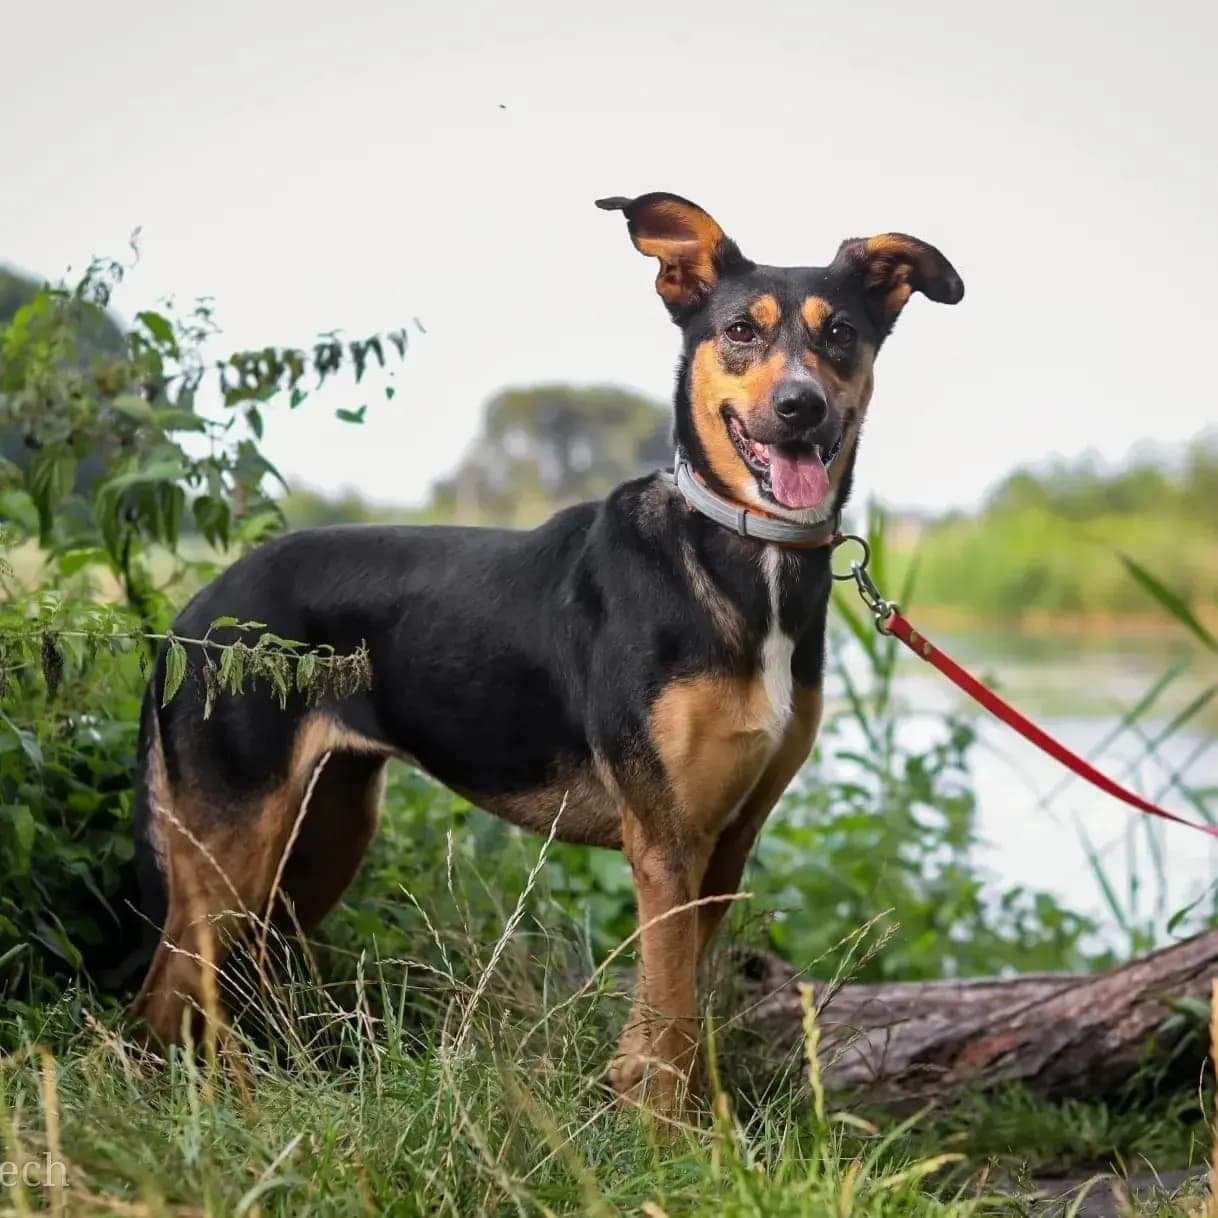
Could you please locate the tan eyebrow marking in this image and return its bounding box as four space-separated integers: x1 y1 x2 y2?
748 294 781 330
801 297 833 331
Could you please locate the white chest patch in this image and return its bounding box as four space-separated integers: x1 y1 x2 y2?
759 547 795 740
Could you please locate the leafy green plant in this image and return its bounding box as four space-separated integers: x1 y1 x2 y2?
0 640 141 983
1 250 409 631
0 255 402 997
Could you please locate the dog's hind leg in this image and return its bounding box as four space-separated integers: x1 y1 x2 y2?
272 751 387 934
134 796 283 1046
134 717 389 1046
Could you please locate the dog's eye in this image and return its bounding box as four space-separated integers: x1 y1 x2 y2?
827 320 857 346
725 322 757 344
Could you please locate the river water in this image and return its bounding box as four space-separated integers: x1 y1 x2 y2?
827 625 1218 948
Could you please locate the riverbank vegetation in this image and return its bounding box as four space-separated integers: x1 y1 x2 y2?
910 436 1218 630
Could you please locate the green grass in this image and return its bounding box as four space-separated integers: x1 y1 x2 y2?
2 767 1213 1217
921 1086 1209 1180
2 857 1213 1217
0 944 973 1216
0 1005 971 1216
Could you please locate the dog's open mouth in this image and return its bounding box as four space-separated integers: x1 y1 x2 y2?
725 409 843 510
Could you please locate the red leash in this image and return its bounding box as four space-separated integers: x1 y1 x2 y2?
831 536 1218 840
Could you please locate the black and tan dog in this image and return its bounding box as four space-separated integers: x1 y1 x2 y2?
132 193 962 1115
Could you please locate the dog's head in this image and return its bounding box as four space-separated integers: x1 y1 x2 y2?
598 192 963 523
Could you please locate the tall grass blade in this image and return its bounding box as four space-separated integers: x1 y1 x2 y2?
898 549 922 609
831 589 877 664
1118 552 1218 652
1152 735 1217 824
1077 821 1132 936
1040 661 1186 808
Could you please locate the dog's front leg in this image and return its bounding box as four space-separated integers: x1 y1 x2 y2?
610 810 713 1120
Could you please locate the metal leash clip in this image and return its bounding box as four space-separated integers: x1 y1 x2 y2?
830 533 898 634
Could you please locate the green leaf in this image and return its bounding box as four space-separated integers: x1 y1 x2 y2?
898 550 921 609
296 650 316 694
256 632 301 651
0 711 43 768
32 919 83 968
1118 552 1217 652
0 943 29 972
209 615 240 631
832 588 877 664
586 848 630 892
162 638 187 706
234 508 282 545
219 642 245 696
157 482 185 545
1165 885 1213 936
246 406 264 440
153 408 207 433
1077 823 1131 934
28 450 77 542
0 489 39 534
336 406 367 425
56 546 108 576
193 495 231 548
97 458 188 497
111 393 154 422
1161 994 1210 1025
1 805 36 874
137 310 177 348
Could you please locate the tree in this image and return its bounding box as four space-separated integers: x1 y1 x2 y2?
429 384 670 525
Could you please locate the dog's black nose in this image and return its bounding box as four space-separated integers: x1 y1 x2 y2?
772 381 828 428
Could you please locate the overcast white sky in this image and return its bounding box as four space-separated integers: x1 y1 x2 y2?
4 0 1216 512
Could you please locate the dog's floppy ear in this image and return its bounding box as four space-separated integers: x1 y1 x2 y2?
596 192 748 317
833 234 964 333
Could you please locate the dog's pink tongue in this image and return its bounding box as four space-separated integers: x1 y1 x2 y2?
769 446 829 509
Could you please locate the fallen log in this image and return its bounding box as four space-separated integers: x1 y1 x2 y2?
732 926 1217 1100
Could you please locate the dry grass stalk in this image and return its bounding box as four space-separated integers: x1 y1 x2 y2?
1205 978 1218 1218
257 749 332 981
37 1051 65 1218
452 795 567 1054
799 982 826 1125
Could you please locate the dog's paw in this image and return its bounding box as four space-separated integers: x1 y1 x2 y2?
607 1016 651 1101
607 1048 650 1103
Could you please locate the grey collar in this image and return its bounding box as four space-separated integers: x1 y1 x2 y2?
661 450 841 548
